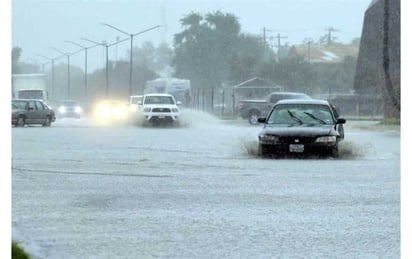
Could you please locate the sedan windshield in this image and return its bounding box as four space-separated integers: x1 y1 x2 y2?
267 104 334 125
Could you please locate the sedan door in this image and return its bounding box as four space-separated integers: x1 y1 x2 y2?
34 101 49 124
25 101 39 124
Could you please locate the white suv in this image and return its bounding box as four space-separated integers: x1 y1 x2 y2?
141 93 181 126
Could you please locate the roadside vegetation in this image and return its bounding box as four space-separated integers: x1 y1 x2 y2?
12 241 30 259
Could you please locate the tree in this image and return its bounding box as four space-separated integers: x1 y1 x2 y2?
173 11 266 93
12 47 22 64
229 34 267 82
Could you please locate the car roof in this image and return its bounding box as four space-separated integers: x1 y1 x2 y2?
275 99 330 105
144 93 174 97
269 91 309 96
12 99 44 102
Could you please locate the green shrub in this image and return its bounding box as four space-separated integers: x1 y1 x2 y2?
12 241 30 259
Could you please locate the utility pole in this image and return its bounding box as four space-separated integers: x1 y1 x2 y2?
263 27 268 46
325 27 339 45
262 27 273 59
306 39 313 63
275 33 288 61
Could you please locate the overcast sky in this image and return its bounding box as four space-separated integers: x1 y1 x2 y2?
12 0 372 71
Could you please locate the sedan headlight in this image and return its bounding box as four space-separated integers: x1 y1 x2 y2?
172 108 179 113
58 106 66 113
315 136 336 143
143 107 152 112
259 134 279 143
75 106 82 113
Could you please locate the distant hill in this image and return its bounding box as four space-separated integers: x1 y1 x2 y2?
292 43 359 63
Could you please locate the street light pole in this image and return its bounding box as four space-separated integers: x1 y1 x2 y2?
50 47 71 99
81 38 110 98
100 23 161 96
38 55 56 99
64 40 95 96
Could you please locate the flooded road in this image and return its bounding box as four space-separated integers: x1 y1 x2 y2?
12 112 400 258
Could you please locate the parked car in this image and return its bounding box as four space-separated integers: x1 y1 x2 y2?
257 99 346 158
139 93 181 126
238 91 311 124
55 100 83 118
12 99 56 127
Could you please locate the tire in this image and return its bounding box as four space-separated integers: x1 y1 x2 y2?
258 144 268 158
331 146 339 158
16 116 25 127
248 110 260 125
43 116 51 127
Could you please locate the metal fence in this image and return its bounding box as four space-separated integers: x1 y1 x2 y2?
191 90 384 119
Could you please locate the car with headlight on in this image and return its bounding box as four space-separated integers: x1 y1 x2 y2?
55 100 83 119
12 99 56 127
93 100 129 122
257 99 346 158
140 93 181 126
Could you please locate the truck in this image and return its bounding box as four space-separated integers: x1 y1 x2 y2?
144 77 191 107
237 91 311 124
12 73 48 101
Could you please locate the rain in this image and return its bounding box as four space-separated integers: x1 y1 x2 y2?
6 0 404 258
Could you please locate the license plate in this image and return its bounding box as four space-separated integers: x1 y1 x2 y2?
158 116 165 119
289 144 304 152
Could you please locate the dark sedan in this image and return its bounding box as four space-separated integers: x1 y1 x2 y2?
257 99 346 158
12 99 56 127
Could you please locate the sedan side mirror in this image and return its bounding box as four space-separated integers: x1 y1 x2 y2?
176 101 182 106
257 117 267 123
336 118 346 124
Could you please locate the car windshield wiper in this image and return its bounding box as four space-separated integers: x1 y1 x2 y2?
287 110 303 124
303 112 327 124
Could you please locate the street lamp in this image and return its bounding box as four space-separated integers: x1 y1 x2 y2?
37 55 57 99
50 47 71 99
81 37 130 98
64 40 96 94
80 38 110 98
100 23 161 95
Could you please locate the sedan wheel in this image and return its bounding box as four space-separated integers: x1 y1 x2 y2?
16 116 25 127
331 146 339 158
43 116 51 127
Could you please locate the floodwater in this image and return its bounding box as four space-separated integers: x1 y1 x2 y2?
12 110 400 258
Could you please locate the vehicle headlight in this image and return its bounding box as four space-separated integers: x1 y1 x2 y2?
315 136 336 143
75 106 82 113
143 107 151 112
172 108 179 113
259 134 279 143
115 106 128 118
95 104 112 118
58 106 66 113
